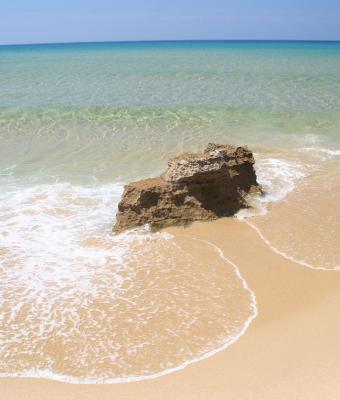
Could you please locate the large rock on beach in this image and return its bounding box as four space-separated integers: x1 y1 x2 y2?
113 143 260 233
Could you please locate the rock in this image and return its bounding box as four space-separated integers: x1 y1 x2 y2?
113 143 260 233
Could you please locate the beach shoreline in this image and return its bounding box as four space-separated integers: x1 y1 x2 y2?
2 217 340 399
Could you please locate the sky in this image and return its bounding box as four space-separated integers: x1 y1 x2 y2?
1 0 340 45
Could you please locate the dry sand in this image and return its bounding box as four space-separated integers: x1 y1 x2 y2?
2 217 340 399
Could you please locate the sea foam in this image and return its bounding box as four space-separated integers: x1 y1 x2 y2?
236 155 307 219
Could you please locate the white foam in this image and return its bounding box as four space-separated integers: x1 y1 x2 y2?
0 182 126 289
299 147 340 161
237 156 307 219
319 148 340 157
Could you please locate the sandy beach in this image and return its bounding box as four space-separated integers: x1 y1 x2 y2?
2 216 340 399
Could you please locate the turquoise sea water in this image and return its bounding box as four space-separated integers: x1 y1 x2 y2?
0 41 339 382
1 40 340 182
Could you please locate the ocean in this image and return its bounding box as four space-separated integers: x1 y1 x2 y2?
0 40 339 382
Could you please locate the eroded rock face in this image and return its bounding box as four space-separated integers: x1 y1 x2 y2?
113 143 260 233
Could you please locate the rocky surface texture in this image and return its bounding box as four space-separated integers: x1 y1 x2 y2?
113 143 260 233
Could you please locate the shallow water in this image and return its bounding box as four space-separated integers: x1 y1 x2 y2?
0 41 339 382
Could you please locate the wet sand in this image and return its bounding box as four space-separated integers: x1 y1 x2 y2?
2 217 340 399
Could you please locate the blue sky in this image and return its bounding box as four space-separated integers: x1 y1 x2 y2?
1 0 340 45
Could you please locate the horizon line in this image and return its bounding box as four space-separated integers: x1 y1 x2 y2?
1 38 340 47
